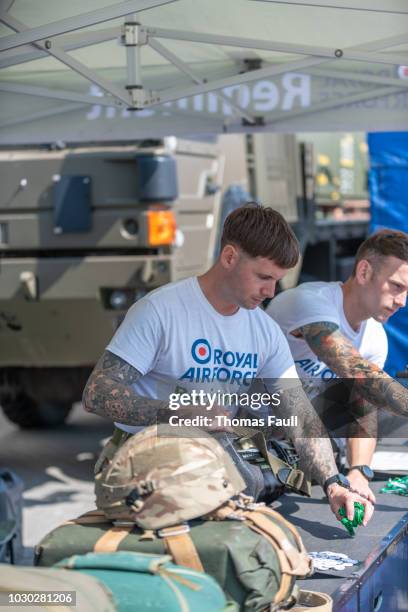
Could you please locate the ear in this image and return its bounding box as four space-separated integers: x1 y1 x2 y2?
355 259 373 285
220 244 239 269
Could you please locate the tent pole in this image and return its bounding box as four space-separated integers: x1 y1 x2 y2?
143 26 408 66
148 38 256 124
0 14 131 107
0 28 120 70
0 0 177 53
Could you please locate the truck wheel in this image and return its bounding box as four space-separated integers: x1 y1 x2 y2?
1 393 72 429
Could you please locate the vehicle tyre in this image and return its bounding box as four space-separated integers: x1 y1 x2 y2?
1 393 73 429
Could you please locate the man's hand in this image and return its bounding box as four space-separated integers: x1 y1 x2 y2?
347 469 376 504
326 483 374 526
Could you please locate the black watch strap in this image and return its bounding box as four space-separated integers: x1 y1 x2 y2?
349 465 374 481
323 473 350 496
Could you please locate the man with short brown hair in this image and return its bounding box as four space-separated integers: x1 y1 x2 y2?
267 228 408 503
84 204 374 525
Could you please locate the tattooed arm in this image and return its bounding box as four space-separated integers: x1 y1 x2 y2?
83 350 226 427
296 322 408 418
346 396 377 503
270 384 337 485
266 382 374 524
83 350 168 426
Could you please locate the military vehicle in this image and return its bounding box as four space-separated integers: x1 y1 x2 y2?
245 131 370 286
0 138 226 428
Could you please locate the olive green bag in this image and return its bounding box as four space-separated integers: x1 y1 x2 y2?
35 498 319 612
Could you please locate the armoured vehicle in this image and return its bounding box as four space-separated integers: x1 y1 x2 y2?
0 138 226 428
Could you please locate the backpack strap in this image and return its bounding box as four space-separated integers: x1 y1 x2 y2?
209 501 312 608
93 525 134 552
256 506 311 560
159 526 204 573
233 427 311 497
63 509 134 552
66 510 204 572
242 510 312 577
243 520 295 605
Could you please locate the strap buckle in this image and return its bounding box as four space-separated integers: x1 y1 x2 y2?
235 493 264 512
113 520 136 527
157 523 190 538
226 513 246 521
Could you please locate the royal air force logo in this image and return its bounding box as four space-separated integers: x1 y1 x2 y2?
180 338 259 386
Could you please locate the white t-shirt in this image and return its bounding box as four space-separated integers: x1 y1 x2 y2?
108 276 298 433
266 282 388 391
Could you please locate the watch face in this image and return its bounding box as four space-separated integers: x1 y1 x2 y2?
361 466 374 480
338 474 351 488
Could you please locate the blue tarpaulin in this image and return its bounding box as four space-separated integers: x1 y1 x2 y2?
368 132 408 377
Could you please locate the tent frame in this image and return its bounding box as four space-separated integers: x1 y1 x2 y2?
0 0 407 128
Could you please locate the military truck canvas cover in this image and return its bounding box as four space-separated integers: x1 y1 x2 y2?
0 0 408 145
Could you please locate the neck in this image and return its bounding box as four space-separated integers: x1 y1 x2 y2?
197 265 239 316
341 278 368 331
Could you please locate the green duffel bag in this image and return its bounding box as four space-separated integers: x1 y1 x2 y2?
35 500 313 612
56 551 235 612
0 561 116 611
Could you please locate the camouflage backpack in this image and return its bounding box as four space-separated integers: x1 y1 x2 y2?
91 426 332 611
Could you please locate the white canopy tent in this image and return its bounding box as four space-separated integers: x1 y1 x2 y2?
0 0 407 144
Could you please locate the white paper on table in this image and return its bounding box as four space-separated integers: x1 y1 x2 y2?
371 451 408 473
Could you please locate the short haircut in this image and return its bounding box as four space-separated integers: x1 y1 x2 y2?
220 203 300 269
353 229 408 275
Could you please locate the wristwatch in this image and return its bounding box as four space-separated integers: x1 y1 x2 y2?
348 465 374 481
323 473 350 496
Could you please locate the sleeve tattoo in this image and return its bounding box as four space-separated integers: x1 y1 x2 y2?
264 381 338 486
82 350 168 425
296 321 408 418
348 395 378 439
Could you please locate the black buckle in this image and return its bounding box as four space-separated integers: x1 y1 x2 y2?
277 467 292 486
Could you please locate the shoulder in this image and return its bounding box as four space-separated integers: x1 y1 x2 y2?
116 282 190 330
251 307 290 346
253 305 286 331
131 278 193 317
267 282 334 310
266 282 339 330
145 277 193 305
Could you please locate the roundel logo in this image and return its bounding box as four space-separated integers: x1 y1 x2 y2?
191 338 211 364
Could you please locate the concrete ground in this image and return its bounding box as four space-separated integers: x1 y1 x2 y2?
0 404 113 565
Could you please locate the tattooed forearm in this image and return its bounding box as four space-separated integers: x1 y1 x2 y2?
82 350 168 425
297 322 408 418
348 396 378 439
293 437 337 487
268 383 338 486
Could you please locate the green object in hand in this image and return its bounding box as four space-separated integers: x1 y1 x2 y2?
338 502 365 537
